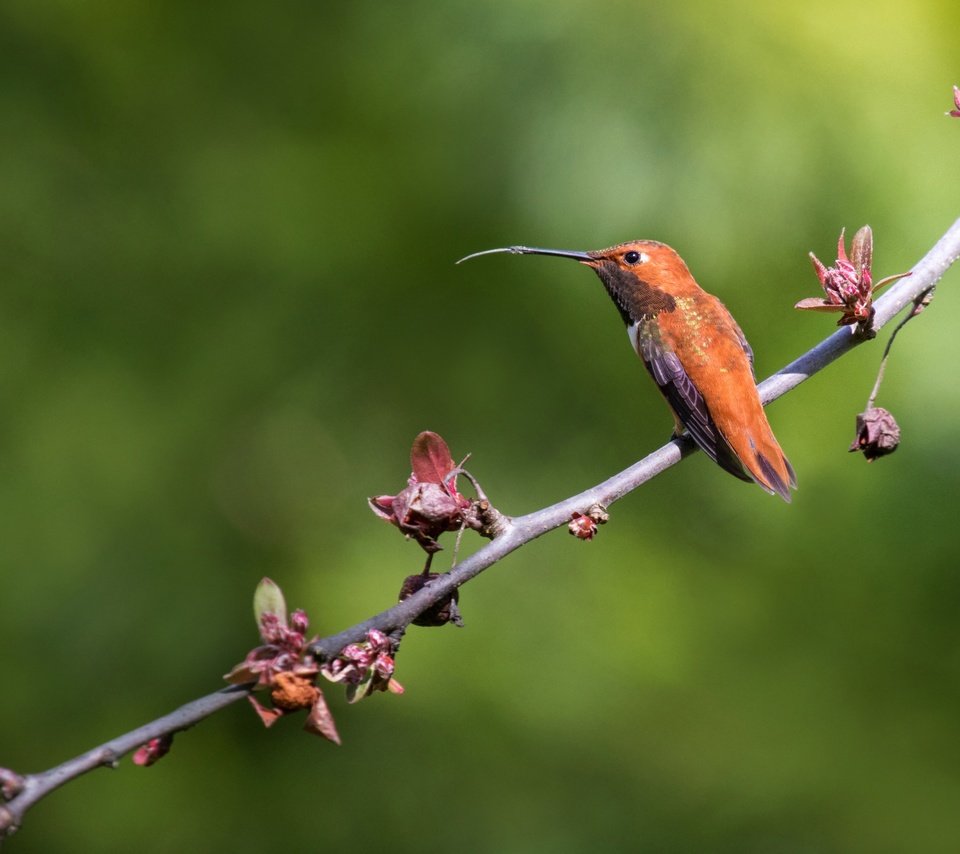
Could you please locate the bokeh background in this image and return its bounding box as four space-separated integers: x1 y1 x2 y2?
2 1 959 851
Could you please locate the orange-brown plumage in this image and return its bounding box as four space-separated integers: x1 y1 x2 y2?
458 239 796 501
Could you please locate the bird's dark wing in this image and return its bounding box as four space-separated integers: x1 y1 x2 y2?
731 317 755 377
637 327 753 483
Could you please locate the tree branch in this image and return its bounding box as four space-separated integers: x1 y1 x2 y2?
0 686 252 838
311 214 960 658
3 216 959 841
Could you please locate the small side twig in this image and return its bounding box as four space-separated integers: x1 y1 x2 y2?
865 285 937 410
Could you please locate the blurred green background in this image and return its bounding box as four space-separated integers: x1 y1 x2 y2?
2 1 959 851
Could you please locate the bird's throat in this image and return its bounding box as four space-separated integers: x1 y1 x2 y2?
592 260 677 325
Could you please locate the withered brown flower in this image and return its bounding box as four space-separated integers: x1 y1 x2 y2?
849 406 901 462
369 431 472 553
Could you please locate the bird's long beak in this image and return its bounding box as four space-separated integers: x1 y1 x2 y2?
456 246 595 265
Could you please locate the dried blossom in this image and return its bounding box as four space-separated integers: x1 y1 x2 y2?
399 572 463 627
369 431 475 553
224 578 340 744
321 629 405 703
850 406 900 461
796 226 910 332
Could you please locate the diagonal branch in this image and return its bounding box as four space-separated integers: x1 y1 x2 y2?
3 217 960 840
310 215 960 659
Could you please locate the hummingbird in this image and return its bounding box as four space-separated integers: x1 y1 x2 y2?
458 241 796 501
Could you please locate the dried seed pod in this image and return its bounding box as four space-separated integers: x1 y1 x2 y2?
399 572 462 627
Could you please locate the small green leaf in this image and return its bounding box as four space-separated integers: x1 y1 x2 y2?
345 670 375 704
253 577 288 628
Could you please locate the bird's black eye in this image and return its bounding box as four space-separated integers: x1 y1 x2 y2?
624 250 642 265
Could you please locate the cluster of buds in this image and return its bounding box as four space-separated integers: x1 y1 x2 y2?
369 431 488 554
796 226 910 334
223 578 340 744
320 629 404 703
796 228 919 464
225 580 315 690
568 504 610 541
